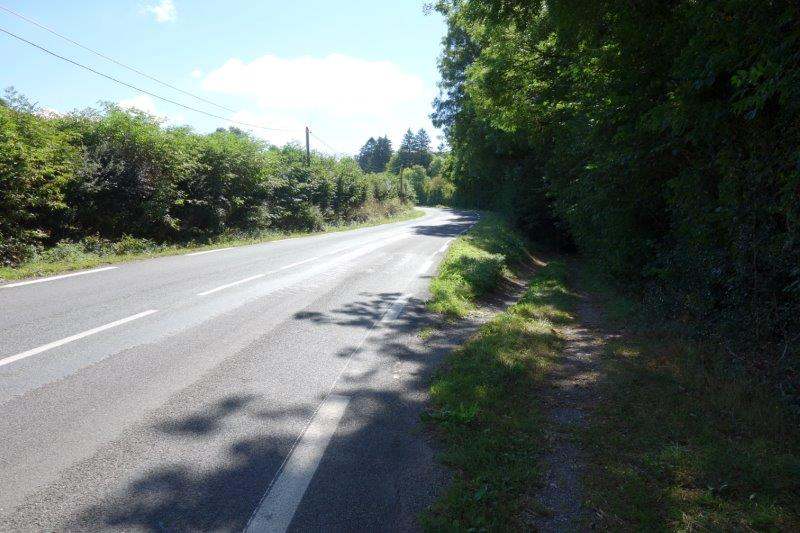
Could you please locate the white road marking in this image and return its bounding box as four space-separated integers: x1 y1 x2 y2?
0 309 158 369
384 293 411 323
270 256 321 273
185 247 234 256
245 242 447 527
245 394 350 533
1 266 118 288
417 256 436 276
196 256 323 297
195 225 410 299
196 224 414 299
437 238 454 254
197 274 266 296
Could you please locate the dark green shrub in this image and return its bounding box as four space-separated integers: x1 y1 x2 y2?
0 94 409 267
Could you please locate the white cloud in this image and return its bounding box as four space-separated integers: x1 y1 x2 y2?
191 68 203 79
118 94 158 115
201 53 436 153
143 0 177 23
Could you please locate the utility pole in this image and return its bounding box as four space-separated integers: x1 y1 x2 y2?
305 126 311 166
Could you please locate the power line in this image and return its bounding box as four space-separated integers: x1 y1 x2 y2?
0 3 237 114
309 130 344 155
0 25 293 132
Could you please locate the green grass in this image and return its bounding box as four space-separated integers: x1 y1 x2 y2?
428 213 527 317
424 216 800 530
419 327 436 341
579 268 800 531
423 215 576 529
0 208 425 282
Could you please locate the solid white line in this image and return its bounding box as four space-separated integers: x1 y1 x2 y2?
197 274 266 296
1 266 118 288
383 293 411 323
417 256 436 277
437 238 454 254
0 309 158 369
245 394 350 533
185 247 234 256
245 238 443 528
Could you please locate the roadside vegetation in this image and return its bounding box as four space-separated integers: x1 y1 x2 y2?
424 3 800 526
428 213 525 317
581 270 800 530
423 216 573 529
355 128 455 207
0 88 419 280
430 0 799 401
0 207 423 282
423 217 800 530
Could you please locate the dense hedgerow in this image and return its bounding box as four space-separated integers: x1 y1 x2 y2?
0 90 410 265
432 0 800 394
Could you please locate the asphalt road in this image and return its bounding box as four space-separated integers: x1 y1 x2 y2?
0 207 477 531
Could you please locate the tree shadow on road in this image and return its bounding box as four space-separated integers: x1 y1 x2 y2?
64 221 490 532
411 211 477 238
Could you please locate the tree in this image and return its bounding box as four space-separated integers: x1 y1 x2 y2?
432 0 800 374
356 137 377 172
357 135 393 173
372 136 393 172
401 165 428 204
0 88 415 266
0 96 80 263
413 129 432 169
390 129 417 173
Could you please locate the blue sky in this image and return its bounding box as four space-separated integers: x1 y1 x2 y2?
0 1 446 153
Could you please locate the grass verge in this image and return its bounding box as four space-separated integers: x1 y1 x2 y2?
0 208 425 282
580 268 800 531
422 215 575 529
424 215 800 530
428 213 527 318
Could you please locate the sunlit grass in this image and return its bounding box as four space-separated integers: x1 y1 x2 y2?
424 214 574 529
425 217 800 530
428 213 526 317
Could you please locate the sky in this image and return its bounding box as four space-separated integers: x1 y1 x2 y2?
0 1 447 154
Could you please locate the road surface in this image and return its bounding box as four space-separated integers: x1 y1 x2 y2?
0 207 477 531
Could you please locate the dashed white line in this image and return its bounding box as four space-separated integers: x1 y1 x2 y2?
0 309 158 368
1 266 118 288
196 256 323 297
185 247 234 256
245 394 350 533
197 274 266 297
270 256 321 273
383 293 411 323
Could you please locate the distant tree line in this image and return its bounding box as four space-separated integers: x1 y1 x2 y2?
356 135 392 173
0 89 411 266
354 127 452 206
432 0 800 388
356 128 433 174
